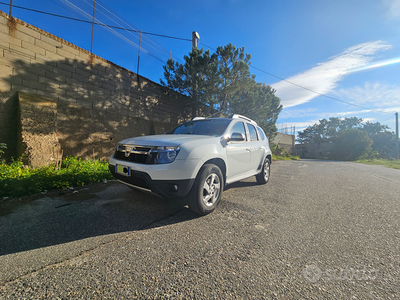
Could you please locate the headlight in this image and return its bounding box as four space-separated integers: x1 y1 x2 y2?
150 146 180 164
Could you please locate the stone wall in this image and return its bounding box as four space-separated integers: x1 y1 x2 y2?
0 12 205 166
0 90 19 160
18 92 58 166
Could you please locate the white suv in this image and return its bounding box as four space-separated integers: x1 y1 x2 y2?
109 114 272 215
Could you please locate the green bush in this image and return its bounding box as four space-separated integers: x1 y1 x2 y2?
0 143 6 163
328 129 373 161
272 144 300 160
0 156 113 198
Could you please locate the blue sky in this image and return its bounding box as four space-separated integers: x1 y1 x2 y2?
2 0 400 134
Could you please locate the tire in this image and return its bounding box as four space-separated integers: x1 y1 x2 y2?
256 157 270 184
187 164 224 215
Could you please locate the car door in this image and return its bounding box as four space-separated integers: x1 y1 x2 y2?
246 123 265 171
226 121 251 179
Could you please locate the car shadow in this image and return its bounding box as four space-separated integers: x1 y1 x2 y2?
0 181 200 256
224 180 259 191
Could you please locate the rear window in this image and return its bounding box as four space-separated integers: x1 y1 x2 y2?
257 127 266 140
247 124 259 141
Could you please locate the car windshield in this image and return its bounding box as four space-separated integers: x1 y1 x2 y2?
166 119 231 136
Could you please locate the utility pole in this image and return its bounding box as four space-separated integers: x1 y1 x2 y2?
191 31 200 117
192 31 200 50
90 0 96 58
9 0 13 18
137 30 142 86
396 112 399 160
137 30 142 76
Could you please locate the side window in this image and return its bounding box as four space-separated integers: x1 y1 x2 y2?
257 127 266 141
247 124 259 141
230 122 247 141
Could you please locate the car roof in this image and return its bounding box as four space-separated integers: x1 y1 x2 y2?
191 114 258 126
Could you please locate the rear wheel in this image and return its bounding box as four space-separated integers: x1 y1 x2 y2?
256 157 270 184
187 164 223 215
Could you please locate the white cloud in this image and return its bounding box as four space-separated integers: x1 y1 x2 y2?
363 118 376 123
383 0 400 18
281 106 397 120
277 120 320 133
270 41 392 108
279 107 318 119
333 82 400 108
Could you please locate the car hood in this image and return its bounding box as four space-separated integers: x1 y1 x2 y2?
118 134 220 147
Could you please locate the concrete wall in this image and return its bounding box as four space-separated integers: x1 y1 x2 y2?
0 12 207 166
295 142 333 158
271 132 295 154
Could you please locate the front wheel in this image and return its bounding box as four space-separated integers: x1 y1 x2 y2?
187 164 224 215
256 158 270 184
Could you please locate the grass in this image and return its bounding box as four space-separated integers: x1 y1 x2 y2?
355 158 400 170
273 154 300 161
0 151 303 199
271 144 300 161
0 156 113 198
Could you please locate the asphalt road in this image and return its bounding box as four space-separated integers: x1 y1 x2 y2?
0 159 399 299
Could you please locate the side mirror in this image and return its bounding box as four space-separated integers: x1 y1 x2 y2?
229 132 245 142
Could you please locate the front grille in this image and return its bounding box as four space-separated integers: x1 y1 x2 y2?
114 145 154 164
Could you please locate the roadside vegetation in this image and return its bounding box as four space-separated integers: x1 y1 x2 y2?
272 144 300 161
0 156 113 198
297 117 397 161
355 158 400 170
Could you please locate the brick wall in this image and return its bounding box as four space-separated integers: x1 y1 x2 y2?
0 12 205 166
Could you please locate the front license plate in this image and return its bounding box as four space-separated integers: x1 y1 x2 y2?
115 164 131 176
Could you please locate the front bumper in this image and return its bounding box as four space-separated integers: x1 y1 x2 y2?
109 165 195 198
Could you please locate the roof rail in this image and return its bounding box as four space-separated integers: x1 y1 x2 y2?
229 114 256 124
192 117 206 121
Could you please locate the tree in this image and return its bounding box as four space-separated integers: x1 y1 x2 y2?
297 117 363 144
161 44 254 112
329 129 373 161
226 82 282 139
161 43 282 138
362 121 396 158
298 118 396 159
362 121 389 137
211 44 255 111
370 132 397 158
161 48 214 113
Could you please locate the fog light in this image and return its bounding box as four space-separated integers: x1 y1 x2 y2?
173 184 179 191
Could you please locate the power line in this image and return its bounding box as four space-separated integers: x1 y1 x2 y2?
58 0 172 64
197 43 393 116
249 65 393 115
381 114 396 124
0 1 191 41
82 0 171 58
0 1 396 116
0 1 187 65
